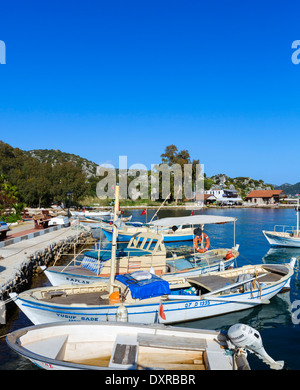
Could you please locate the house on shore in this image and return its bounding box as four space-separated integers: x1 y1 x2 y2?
244 190 287 205
194 193 217 206
204 187 243 205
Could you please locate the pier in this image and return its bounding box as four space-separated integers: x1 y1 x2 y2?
0 222 96 321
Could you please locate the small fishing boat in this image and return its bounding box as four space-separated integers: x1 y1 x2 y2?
263 199 300 247
9 259 295 326
41 231 239 286
101 214 237 243
6 321 284 370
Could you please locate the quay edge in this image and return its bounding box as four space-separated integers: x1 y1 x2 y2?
0 225 96 321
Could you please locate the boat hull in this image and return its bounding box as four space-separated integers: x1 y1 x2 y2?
43 259 235 286
263 231 300 248
102 227 193 243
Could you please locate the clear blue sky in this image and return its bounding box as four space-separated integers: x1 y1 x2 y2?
0 0 299 185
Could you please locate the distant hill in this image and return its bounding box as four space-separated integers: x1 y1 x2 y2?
206 174 274 198
274 182 300 196
24 149 97 178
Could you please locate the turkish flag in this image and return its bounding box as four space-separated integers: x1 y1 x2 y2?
159 302 166 320
141 209 147 215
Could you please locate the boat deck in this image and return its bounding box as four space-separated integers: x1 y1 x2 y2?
42 290 111 305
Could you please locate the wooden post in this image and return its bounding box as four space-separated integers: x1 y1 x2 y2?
109 185 119 294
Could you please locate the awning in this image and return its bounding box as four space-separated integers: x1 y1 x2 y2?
150 215 236 227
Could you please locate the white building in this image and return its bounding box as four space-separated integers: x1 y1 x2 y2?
204 187 243 205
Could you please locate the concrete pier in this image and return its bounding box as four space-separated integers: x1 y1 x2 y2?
0 224 96 302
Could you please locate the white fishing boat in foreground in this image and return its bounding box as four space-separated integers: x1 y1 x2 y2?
6 321 284 370
41 231 239 286
9 259 295 326
263 199 300 247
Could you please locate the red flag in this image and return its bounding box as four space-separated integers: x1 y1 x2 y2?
141 209 147 215
191 210 193 216
159 302 166 320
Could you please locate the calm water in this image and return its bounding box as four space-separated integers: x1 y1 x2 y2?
1 207 300 370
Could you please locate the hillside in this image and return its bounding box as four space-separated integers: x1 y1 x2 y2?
24 149 97 178
274 182 300 196
205 174 274 198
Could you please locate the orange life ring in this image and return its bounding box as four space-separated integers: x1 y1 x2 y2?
194 233 210 253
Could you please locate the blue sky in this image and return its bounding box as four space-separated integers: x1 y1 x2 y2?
0 0 299 185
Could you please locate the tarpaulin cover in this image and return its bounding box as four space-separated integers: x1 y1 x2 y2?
115 272 171 300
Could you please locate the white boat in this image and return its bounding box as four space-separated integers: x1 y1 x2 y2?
71 210 112 218
5 321 284 370
48 216 70 227
263 199 300 247
101 214 238 243
9 259 295 326
41 231 239 286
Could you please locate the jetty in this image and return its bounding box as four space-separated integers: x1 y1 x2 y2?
0 222 96 322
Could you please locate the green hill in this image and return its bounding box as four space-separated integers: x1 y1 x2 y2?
24 149 97 178
274 182 300 196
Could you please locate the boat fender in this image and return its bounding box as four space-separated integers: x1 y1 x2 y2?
225 251 233 260
109 291 121 305
116 303 128 322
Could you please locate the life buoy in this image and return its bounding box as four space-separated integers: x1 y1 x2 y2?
194 233 210 253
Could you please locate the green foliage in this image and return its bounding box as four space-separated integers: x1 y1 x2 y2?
0 141 90 208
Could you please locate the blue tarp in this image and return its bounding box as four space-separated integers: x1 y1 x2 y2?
115 272 171 300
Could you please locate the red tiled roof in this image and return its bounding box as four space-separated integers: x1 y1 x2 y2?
244 190 286 199
195 194 216 201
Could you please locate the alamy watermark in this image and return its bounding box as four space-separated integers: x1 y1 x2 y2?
0 40 6 64
291 40 300 65
96 156 204 201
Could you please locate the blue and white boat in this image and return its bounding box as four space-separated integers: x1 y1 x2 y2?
41 230 239 286
101 214 237 243
263 199 300 247
9 259 295 326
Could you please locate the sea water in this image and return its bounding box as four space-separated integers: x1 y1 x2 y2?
0 207 299 370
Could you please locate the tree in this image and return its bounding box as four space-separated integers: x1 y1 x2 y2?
0 174 18 220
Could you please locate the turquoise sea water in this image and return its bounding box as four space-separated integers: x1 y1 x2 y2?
0 207 299 370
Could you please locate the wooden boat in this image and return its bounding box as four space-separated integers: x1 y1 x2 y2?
9 259 295 326
263 199 300 247
41 231 239 286
6 321 259 370
100 214 237 243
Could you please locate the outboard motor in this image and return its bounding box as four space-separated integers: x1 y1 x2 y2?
228 324 284 370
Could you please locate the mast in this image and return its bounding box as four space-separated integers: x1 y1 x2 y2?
109 185 119 294
297 197 299 236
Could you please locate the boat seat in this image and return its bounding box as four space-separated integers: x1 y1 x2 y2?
108 334 138 369
25 335 68 360
187 275 236 292
262 265 289 276
137 333 207 351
